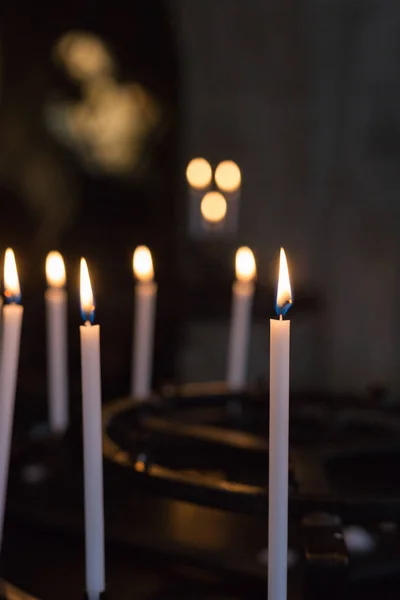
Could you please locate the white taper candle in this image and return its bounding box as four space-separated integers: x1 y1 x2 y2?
80 259 105 600
131 246 157 400
0 249 23 552
46 251 69 433
268 248 292 600
227 247 256 391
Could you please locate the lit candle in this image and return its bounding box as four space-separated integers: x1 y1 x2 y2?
80 259 105 600
45 251 68 434
0 249 23 552
200 191 227 230
131 246 157 400
186 158 212 234
268 247 292 600
226 247 256 391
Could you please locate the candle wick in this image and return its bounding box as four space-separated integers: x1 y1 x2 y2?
279 314 283 321
84 320 91 327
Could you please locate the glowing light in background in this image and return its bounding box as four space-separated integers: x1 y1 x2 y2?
235 247 256 283
133 246 154 282
200 191 227 224
186 158 212 190
215 161 241 193
54 31 115 82
46 251 66 288
48 31 160 176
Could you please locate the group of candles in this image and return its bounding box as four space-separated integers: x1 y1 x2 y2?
0 240 292 600
186 158 241 227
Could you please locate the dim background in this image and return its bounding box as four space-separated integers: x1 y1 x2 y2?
0 0 399 419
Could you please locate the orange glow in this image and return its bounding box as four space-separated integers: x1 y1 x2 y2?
215 161 241 193
200 191 227 224
133 246 154 282
46 251 66 288
4 248 21 303
186 158 212 190
276 247 292 315
80 258 95 322
235 247 256 283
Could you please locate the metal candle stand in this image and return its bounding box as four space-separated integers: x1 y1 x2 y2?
6 382 400 598
103 382 400 521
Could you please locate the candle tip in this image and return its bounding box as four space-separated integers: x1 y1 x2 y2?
46 251 66 288
275 247 292 317
4 248 21 304
80 258 95 323
133 246 154 282
235 246 256 282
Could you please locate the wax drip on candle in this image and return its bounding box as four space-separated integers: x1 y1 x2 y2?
275 247 292 317
80 258 95 324
4 248 21 305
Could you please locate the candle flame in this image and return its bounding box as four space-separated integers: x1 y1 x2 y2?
80 258 95 323
186 158 212 190
200 191 227 224
46 251 66 288
215 160 241 193
235 246 256 283
4 248 21 304
276 247 292 317
133 246 154 282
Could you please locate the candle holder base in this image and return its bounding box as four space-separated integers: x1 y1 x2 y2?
0 580 40 599
7 383 400 595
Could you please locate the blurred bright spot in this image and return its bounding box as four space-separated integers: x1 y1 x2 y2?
54 31 114 82
186 158 212 190
133 246 154 282
46 251 66 288
48 32 160 176
215 160 241 193
200 191 227 224
235 246 256 282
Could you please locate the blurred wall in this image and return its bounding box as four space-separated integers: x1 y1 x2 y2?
167 0 400 395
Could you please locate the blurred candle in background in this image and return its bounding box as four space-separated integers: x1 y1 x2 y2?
131 246 157 400
200 191 227 230
215 160 241 232
186 157 212 192
0 249 23 553
226 246 256 391
268 247 292 600
215 160 241 199
45 251 68 434
80 258 105 600
186 158 212 236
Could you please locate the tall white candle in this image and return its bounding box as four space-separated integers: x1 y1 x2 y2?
45 251 68 434
226 246 256 391
268 247 292 600
131 246 157 400
0 249 23 552
80 259 105 600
